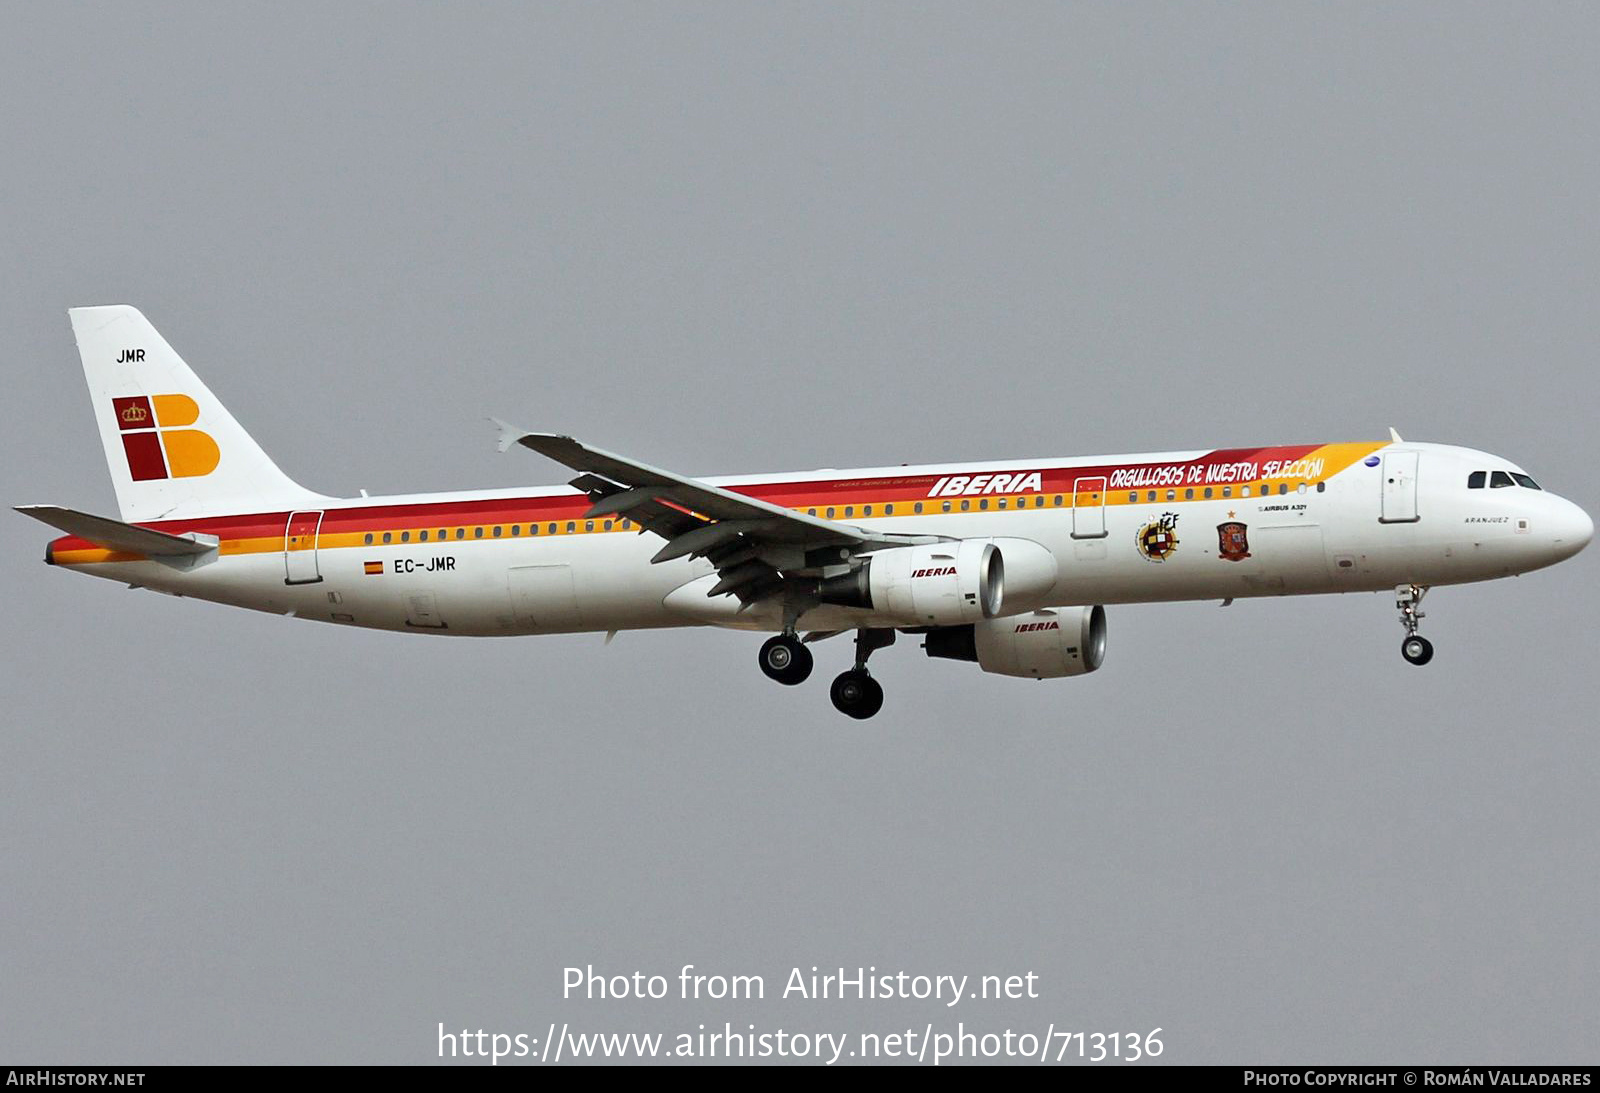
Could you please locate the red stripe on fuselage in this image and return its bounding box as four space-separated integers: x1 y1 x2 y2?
52 444 1332 551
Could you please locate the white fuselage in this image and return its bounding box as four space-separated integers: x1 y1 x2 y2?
46 440 1593 637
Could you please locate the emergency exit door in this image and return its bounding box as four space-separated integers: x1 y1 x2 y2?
1379 452 1420 524
283 510 325 584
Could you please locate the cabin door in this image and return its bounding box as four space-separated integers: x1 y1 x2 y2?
1071 476 1108 539
284 510 324 584
1380 452 1420 523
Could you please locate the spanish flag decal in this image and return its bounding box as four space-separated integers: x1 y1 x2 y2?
363 561 383 575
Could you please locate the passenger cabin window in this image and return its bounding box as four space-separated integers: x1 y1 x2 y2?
1491 471 1515 488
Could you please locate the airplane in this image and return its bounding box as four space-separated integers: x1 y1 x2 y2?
19 306 1593 719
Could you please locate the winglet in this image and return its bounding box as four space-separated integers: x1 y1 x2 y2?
490 417 526 454
1388 427 1404 443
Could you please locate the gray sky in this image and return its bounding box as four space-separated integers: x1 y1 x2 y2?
2 2 1596 1065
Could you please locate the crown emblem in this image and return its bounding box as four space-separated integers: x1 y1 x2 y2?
121 403 149 424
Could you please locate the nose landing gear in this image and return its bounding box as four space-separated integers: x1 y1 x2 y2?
1401 634 1434 665
1396 584 1434 666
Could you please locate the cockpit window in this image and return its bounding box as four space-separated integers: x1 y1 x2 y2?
1471 468 1541 490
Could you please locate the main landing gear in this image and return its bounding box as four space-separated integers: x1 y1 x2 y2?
829 629 894 720
756 628 892 719
1395 584 1434 666
758 633 813 685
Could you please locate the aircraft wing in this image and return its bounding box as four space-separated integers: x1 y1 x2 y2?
494 422 939 604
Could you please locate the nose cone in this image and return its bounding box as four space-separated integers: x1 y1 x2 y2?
1549 498 1593 562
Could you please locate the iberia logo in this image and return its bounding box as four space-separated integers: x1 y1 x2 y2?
112 395 220 481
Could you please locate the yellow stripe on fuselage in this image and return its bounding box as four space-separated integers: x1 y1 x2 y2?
52 442 1387 566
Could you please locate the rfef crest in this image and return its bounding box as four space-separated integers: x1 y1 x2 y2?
1135 513 1180 563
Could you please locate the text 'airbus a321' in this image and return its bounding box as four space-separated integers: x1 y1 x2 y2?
19 306 1592 718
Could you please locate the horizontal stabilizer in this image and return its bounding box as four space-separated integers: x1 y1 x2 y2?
15 505 217 557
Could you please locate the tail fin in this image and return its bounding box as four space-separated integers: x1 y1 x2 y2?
69 305 328 521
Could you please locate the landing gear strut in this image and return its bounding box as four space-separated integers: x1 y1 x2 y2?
1395 584 1434 666
759 633 813 685
830 629 893 719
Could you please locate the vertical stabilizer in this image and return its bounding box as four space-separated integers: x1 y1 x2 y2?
68 305 329 521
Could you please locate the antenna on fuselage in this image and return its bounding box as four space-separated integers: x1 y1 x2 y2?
1388 427 1404 443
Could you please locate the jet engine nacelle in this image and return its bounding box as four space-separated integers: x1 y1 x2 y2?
818 537 1058 626
863 538 1001 625
924 605 1107 679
